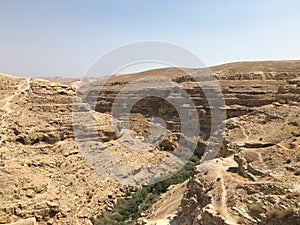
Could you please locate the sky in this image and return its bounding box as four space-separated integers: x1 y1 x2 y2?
0 0 300 77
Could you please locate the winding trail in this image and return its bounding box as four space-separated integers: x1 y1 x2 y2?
0 78 31 146
239 124 249 141
211 158 239 225
214 175 236 224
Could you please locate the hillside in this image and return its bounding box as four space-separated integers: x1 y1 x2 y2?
0 60 299 225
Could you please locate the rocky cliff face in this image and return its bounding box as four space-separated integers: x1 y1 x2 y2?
72 61 300 225
178 62 300 225
86 61 300 156
0 60 300 225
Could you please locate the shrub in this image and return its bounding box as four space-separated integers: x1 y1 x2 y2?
248 203 265 214
266 208 295 220
92 154 200 224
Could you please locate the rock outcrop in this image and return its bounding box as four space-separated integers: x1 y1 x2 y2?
131 61 300 225
178 61 300 225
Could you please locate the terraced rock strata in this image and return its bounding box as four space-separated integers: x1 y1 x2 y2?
0 60 299 225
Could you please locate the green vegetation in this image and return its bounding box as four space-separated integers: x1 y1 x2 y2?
91 154 199 225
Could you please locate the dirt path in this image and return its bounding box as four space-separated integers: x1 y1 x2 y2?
0 78 31 146
211 158 238 224
213 173 234 223
4 78 30 113
146 181 188 224
239 124 249 141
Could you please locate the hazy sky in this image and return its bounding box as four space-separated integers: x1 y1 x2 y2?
1 0 300 77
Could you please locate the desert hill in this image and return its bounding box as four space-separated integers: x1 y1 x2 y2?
0 60 299 225
0 74 127 225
